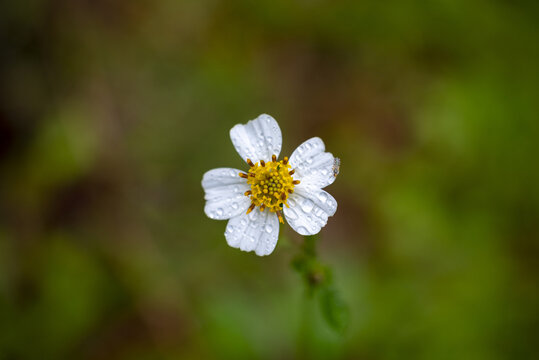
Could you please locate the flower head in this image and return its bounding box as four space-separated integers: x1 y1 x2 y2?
202 114 339 256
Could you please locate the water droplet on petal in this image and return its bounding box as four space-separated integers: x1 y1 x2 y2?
317 192 328 203
286 209 298 220
249 211 259 221
300 199 314 213
264 225 273 233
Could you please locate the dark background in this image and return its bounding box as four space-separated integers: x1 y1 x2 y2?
1 0 538 359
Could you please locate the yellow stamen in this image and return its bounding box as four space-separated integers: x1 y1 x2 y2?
276 210 284 224
241 156 297 215
246 203 256 214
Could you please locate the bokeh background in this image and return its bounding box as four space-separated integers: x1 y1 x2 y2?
1 0 538 359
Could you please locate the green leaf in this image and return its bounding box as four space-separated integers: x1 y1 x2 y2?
319 286 350 334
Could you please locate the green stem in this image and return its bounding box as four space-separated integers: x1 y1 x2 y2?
291 234 349 336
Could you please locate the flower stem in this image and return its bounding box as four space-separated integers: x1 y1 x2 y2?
291 234 350 335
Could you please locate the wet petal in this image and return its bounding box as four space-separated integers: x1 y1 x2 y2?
284 185 337 235
230 114 282 163
225 210 279 256
289 137 336 189
202 168 251 220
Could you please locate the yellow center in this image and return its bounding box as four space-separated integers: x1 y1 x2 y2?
239 155 299 223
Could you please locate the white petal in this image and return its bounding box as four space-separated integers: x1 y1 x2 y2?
284 186 337 236
289 137 336 189
225 210 280 256
202 168 251 220
230 114 282 163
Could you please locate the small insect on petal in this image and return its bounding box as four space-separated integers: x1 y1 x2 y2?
333 157 341 178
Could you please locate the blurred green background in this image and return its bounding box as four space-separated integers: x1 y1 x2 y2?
1 0 538 359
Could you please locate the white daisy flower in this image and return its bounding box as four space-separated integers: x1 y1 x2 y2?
202 114 339 256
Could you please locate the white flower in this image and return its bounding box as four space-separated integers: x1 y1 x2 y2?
202 114 339 256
